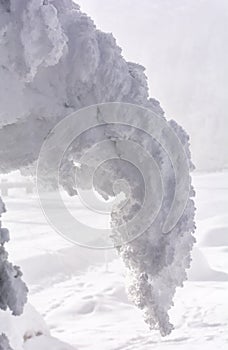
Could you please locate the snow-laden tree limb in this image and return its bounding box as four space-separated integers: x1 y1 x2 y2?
0 0 195 336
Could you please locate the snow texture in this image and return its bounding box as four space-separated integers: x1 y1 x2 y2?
0 0 162 173
24 335 77 350
0 0 195 337
0 197 28 350
0 302 76 350
62 107 196 335
0 171 227 350
0 197 28 317
77 0 228 171
0 334 12 350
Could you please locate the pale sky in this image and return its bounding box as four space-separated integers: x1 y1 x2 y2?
76 0 228 170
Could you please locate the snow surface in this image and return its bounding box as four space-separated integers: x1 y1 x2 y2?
0 170 227 349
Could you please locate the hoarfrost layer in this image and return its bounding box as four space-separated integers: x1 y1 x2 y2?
0 0 195 336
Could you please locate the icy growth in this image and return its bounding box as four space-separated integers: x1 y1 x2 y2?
0 334 12 350
77 0 228 171
0 197 28 349
0 198 28 317
0 0 195 336
0 0 162 172
110 122 195 335
60 106 196 335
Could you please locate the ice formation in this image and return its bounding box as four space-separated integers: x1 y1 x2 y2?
0 0 195 336
55 104 196 335
0 334 12 350
0 198 28 349
0 198 28 316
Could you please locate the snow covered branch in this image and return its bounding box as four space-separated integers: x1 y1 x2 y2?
0 0 195 337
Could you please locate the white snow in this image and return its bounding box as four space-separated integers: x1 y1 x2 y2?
0 0 196 337
0 0 163 173
0 1 226 348
77 0 228 172
0 170 227 349
24 335 76 350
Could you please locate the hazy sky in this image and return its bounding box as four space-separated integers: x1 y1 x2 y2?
76 0 228 170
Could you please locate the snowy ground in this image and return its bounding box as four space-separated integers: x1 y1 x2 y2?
1 171 228 349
